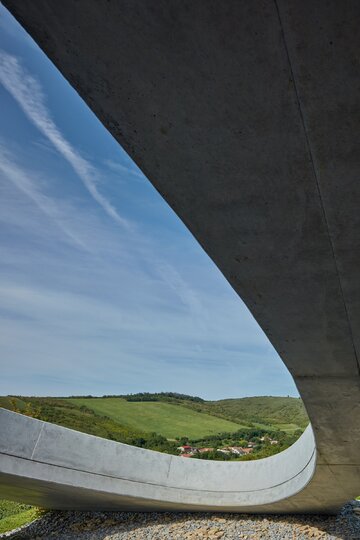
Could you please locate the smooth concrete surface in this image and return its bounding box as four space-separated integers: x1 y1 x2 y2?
1 0 360 513
0 409 317 512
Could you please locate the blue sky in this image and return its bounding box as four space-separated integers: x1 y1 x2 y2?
0 6 298 400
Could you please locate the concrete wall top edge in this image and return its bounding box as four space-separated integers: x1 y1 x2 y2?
0 409 316 502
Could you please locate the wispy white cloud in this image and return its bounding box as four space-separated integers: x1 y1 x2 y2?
104 159 145 182
0 279 292 399
0 50 129 228
0 49 206 326
155 261 208 334
0 39 298 399
0 144 90 251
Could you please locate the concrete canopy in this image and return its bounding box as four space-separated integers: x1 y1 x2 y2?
1 0 359 513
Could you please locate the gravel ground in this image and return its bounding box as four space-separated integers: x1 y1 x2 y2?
1 501 359 540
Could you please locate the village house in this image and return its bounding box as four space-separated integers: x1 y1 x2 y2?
228 446 246 455
260 435 278 445
228 446 254 455
239 447 253 454
177 444 255 458
177 445 197 454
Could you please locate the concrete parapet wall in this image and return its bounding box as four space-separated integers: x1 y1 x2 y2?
0 408 316 510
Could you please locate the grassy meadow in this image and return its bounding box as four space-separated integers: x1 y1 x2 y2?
0 500 42 534
0 394 308 444
68 397 244 439
177 395 308 432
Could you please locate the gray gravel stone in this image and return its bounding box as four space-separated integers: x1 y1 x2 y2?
1 501 359 540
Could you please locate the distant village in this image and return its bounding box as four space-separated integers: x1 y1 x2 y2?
177 435 279 458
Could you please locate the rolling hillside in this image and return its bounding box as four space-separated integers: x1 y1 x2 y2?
101 393 309 432
0 394 308 450
68 397 244 439
0 396 179 454
180 396 308 431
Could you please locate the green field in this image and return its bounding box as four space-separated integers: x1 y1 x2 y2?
0 500 41 534
69 397 244 439
0 394 307 456
271 423 303 433
175 395 308 432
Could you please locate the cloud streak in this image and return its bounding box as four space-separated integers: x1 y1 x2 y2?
0 32 298 399
104 159 145 182
0 50 204 322
0 144 90 251
0 278 291 399
0 50 129 228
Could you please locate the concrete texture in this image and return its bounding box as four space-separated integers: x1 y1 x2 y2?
0 408 318 512
1 0 359 512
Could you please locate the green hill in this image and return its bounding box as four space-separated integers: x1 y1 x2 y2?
180 396 308 431
68 397 244 439
0 394 308 455
106 393 309 432
215 396 308 428
0 396 178 454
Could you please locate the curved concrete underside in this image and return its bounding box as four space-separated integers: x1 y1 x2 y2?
1 0 360 513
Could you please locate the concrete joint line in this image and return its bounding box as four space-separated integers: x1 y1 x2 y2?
166 455 173 480
30 422 45 460
273 0 360 377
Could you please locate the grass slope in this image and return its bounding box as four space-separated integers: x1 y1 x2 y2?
211 396 308 429
178 396 308 431
0 396 179 454
69 397 244 439
0 395 308 442
0 500 41 534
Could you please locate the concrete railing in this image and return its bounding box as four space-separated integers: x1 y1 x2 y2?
0 407 316 510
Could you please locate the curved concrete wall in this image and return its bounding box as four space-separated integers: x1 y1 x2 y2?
0 405 356 513
0 409 316 510
1 0 360 513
